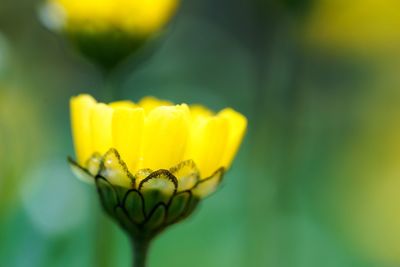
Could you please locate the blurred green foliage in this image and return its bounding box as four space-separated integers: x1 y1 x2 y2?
2 0 400 267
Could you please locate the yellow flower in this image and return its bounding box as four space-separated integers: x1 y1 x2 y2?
68 94 246 244
42 0 179 36
305 0 400 54
40 0 180 68
70 94 246 189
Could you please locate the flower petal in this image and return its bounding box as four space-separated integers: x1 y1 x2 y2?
112 106 144 172
138 96 173 114
109 100 137 109
70 94 96 165
91 103 113 155
185 115 229 178
141 105 190 170
189 104 214 118
218 108 247 168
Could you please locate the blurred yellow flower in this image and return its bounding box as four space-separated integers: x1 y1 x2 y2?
70 94 247 190
326 87 400 265
40 0 180 68
305 0 400 53
43 0 179 36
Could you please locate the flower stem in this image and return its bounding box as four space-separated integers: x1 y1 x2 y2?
100 68 118 102
131 238 151 267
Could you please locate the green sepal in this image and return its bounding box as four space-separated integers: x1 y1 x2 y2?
115 206 140 237
67 29 149 71
99 149 135 188
86 153 102 176
166 191 191 224
192 168 225 198
169 160 200 192
69 153 226 243
143 203 167 232
180 195 200 221
95 176 119 216
68 157 94 184
138 170 177 216
123 190 145 224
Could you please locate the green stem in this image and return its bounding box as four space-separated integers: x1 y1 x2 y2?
94 208 115 267
131 239 151 267
99 68 117 101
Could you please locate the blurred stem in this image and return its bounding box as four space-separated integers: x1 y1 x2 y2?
94 206 115 267
131 238 151 267
100 67 124 101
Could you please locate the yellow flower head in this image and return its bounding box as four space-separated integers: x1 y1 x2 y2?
41 0 180 69
305 0 400 54
69 94 246 242
70 94 247 193
43 0 179 36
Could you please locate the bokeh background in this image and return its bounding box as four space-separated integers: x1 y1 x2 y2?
2 0 400 266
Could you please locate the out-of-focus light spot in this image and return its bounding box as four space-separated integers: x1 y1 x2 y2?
304 0 400 56
21 158 89 236
0 89 47 215
38 3 66 32
323 103 400 265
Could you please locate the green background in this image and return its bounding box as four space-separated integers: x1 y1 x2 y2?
1 0 400 266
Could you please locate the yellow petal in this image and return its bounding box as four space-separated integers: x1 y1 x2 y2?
189 104 214 119
112 106 144 173
91 103 113 155
109 100 137 109
218 108 247 168
120 0 179 34
52 0 179 35
70 94 97 165
185 115 229 178
138 96 173 114
141 104 190 170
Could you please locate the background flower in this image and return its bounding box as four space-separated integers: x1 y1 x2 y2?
304 0 400 55
44 0 179 36
40 0 180 69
